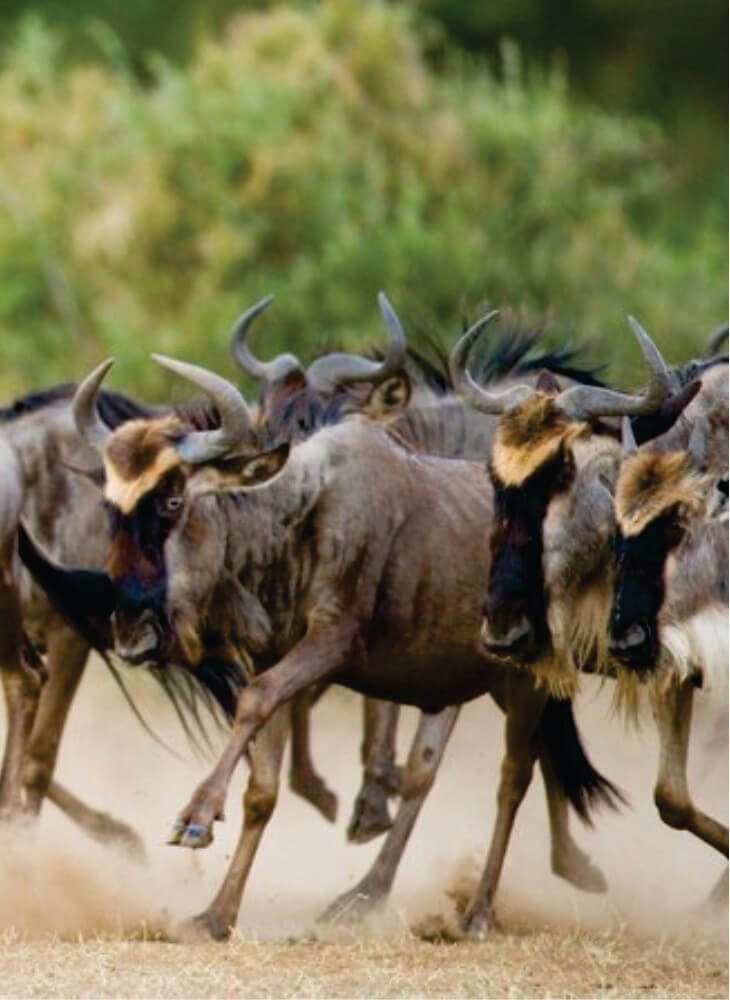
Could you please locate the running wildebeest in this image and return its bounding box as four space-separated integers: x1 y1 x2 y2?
20 336 630 941
229 294 611 848
609 414 728 869
0 303 418 849
449 316 728 894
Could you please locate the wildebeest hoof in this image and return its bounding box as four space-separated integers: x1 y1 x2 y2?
167 822 186 846
180 823 213 848
346 786 393 844
318 881 386 924
459 905 500 940
552 848 607 894
174 911 232 943
290 771 338 824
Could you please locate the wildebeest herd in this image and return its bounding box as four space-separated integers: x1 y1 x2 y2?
0 295 727 942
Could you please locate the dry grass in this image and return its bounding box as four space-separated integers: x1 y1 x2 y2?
0 923 725 999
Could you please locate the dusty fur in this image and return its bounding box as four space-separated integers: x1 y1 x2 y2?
491 395 589 487
615 452 709 537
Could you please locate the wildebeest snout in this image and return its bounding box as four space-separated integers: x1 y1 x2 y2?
480 612 533 655
112 607 163 665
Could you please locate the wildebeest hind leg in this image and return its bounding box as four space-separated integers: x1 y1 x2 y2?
347 698 402 844
181 705 290 942
539 748 606 893
20 624 146 859
651 678 728 857
320 705 459 923
0 574 40 817
289 688 338 822
459 672 547 936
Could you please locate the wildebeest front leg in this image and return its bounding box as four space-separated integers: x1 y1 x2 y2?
651 678 728 857
347 698 402 843
168 616 360 848
183 705 291 941
460 672 547 936
321 706 460 922
288 688 338 822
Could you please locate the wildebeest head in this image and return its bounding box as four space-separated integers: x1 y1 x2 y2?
450 315 695 668
32 294 412 668
231 292 412 433
66 354 289 667
609 416 722 673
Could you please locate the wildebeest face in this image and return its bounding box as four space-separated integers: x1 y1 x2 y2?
101 418 289 666
610 450 709 672
482 394 585 657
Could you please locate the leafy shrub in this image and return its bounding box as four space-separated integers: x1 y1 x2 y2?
0 4 725 399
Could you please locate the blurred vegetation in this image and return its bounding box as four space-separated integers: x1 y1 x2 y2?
0 1 726 399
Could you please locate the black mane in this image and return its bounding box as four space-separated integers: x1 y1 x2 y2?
387 314 606 393
0 382 154 428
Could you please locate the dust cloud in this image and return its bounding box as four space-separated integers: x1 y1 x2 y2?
0 659 726 944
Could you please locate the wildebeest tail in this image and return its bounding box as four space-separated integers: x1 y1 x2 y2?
539 697 627 825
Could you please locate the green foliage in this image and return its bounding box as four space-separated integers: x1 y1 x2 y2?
0 5 726 400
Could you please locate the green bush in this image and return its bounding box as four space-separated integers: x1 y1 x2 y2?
0 4 725 399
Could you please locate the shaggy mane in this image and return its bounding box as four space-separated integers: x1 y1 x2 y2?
491 395 589 486
615 452 708 537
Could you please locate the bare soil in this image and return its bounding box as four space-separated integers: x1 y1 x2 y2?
0 660 726 998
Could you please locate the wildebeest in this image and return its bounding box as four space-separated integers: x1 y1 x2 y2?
228 294 610 849
0 383 158 855
20 336 629 940
0 302 415 850
609 415 728 866
449 316 728 890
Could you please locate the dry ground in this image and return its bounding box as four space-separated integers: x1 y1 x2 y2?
0 660 726 998
0 925 726 999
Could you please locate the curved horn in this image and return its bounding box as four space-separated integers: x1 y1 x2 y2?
305 291 408 393
72 359 115 454
449 310 533 415
621 416 638 456
230 296 303 383
151 355 252 463
705 323 728 359
554 316 673 421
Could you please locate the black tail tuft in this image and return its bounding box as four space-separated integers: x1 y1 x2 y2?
540 697 627 825
194 656 248 722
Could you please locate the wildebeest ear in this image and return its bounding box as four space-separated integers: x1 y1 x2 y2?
365 373 412 420
17 522 115 652
536 369 561 395
211 442 291 488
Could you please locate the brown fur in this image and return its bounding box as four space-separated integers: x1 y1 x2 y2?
615 451 709 537
103 416 186 514
491 395 589 486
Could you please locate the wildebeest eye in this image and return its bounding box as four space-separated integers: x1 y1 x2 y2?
156 494 184 517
